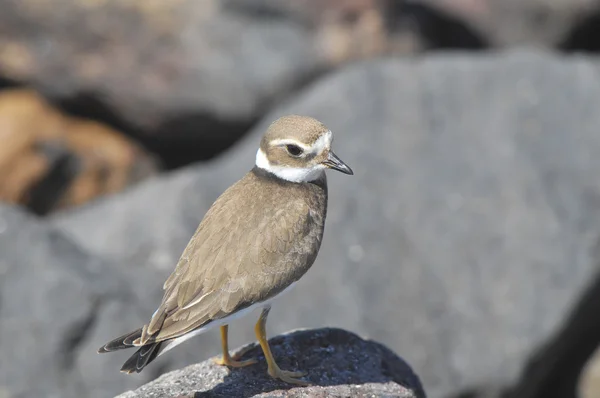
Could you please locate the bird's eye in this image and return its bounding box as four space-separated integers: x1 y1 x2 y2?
286 144 303 157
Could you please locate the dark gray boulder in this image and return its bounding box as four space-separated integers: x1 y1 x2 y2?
116 328 425 398
0 204 153 397
52 50 600 397
0 0 319 122
0 0 314 164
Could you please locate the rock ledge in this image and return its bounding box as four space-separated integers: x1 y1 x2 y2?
116 328 426 398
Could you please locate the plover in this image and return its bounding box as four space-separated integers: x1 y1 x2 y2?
98 115 353 385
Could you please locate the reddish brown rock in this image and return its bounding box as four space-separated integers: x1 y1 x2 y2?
0 89 157 214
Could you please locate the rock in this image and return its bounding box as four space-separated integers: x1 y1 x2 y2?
52 50 600 397
413 0 600 48
0 89 157 215
0 204 153 397
0 0 417 167
116 328 425 398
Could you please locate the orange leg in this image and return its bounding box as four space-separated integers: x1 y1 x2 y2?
213 325 257 368
254 307 308 385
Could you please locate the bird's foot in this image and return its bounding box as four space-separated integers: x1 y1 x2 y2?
213 354 257 368
268 367 309 385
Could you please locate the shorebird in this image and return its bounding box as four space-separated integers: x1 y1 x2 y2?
98 115 353 385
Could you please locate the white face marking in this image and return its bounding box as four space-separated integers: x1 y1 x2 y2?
270 130 332 156
269 139 311 151
255 130 333 183
256 149 326 182
312 130 332 154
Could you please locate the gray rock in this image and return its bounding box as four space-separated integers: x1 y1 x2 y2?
52 50 600 397
243 50 600 397
0 1 311 164
0 204 148 397
0 203 202 397
0 0 312 123
116 328 425 398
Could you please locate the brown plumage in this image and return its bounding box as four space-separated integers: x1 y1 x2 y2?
98 115 353 383
147 168 326 342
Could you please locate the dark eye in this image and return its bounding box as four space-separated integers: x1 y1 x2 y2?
286 144 303 157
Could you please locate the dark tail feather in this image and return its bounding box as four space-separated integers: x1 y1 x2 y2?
120 342 164 374
97 328 143 353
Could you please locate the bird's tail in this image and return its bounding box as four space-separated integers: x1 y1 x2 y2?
97 328 143 353
119 342 164 374
97 328 164 374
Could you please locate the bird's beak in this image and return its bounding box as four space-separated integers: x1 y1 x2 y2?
323 151 353 175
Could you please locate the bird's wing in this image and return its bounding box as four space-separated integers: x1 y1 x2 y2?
139 181 315 344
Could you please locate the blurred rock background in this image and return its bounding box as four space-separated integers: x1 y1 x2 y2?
2 0 600 397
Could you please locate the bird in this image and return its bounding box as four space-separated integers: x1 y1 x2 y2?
97 115 353 385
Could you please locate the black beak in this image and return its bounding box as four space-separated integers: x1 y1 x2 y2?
323 151 353 175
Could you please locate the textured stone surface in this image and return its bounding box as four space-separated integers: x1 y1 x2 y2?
116 328 425 398
53 51 600 397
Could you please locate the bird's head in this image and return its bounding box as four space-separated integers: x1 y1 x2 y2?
256 115 353 183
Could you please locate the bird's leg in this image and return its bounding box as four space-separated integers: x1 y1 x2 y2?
255 307 309 385
213 325 257 368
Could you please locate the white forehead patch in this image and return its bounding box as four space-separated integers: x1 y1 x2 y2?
255 149 325 183
312 130 332 154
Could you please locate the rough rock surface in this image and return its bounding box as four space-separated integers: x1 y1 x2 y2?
53 51 600 397
116 328 425 398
